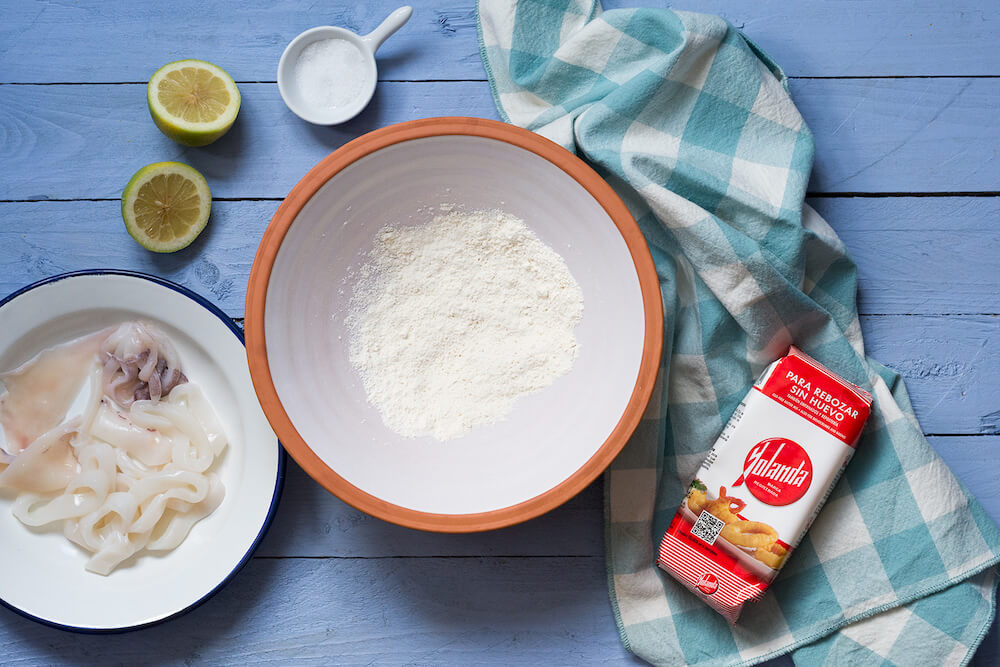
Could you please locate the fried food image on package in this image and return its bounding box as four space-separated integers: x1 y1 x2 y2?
686 482 787 569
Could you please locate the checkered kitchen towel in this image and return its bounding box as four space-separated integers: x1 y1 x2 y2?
477 2 1000 665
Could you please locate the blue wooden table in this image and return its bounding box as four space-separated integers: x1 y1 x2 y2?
1 1 998 664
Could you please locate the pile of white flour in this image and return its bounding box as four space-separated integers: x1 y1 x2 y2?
347 208 584 440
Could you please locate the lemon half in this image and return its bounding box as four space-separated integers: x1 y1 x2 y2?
147 60 240 147
122 162 212 253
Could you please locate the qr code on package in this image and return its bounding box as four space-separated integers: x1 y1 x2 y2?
690 511 725 545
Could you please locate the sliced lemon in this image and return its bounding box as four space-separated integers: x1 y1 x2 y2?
121 162 211 253
147 60 240 147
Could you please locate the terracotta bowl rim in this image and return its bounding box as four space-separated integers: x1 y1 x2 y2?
244 116 663 532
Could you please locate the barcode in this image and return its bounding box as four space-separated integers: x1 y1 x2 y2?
718 400 746 443
690 510 725 545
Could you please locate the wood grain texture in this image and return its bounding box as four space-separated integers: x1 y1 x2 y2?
860 315 1000 435
1 199 997 437
794 78 1000 193
259 435 1000 560
3 0 998 662
977 612 1000 667
256 460 604 559
931 437 1000 523
3 196 996 319
0 557 636 665
1 0 996 82
807 197 1000 315
0 438 992 665
1 79 997 200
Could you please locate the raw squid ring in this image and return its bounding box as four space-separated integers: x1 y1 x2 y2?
703 486 746 524
754 543 788 569
720 521 778 549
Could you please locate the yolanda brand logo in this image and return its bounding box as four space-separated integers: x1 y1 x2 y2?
733 438 812 506
696 572 719 595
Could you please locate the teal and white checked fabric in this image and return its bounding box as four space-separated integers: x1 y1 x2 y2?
477 2 1000 665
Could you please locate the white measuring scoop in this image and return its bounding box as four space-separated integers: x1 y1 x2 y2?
278 6 413 125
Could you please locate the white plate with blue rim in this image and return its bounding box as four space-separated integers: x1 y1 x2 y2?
0 270 284 632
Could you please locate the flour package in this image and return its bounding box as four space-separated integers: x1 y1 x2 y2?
657 347 873 622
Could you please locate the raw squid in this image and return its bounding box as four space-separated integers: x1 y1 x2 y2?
0 421 79 494
0 321 228 575
101 321 187 406
0 329 108 457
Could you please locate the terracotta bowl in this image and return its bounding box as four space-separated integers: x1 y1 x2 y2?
246 117 662 532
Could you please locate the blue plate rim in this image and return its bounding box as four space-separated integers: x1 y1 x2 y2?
0 269 286 634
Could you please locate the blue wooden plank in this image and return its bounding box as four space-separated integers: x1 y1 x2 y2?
809 197 1000 315
0 556 637 665
0 201 274 313
976 614 1000 667
930 436 1000 528
795 78 1000 193
2 198 997 433
0 439 993 664
0 80 997 199
608 0 1000 78
3 196 997 317
16 198 417 311
258 435 1000 559
0 0 996 82
256 459 605 558
809 197 1000 314
0 553 985 665
859 316 1000 436
0 82 499 201
2 0 998 661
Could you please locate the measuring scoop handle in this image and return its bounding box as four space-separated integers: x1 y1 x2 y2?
362 6 413 52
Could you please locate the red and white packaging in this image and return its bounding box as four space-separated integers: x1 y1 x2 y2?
657 347 873 622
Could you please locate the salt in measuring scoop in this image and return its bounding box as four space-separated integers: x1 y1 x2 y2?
278 6 412 125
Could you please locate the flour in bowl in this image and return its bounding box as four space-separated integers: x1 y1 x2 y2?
347 207 584 440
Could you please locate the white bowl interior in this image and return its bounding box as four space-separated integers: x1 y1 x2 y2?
266 135 646 515
0 274 280 629
277 26 377 125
